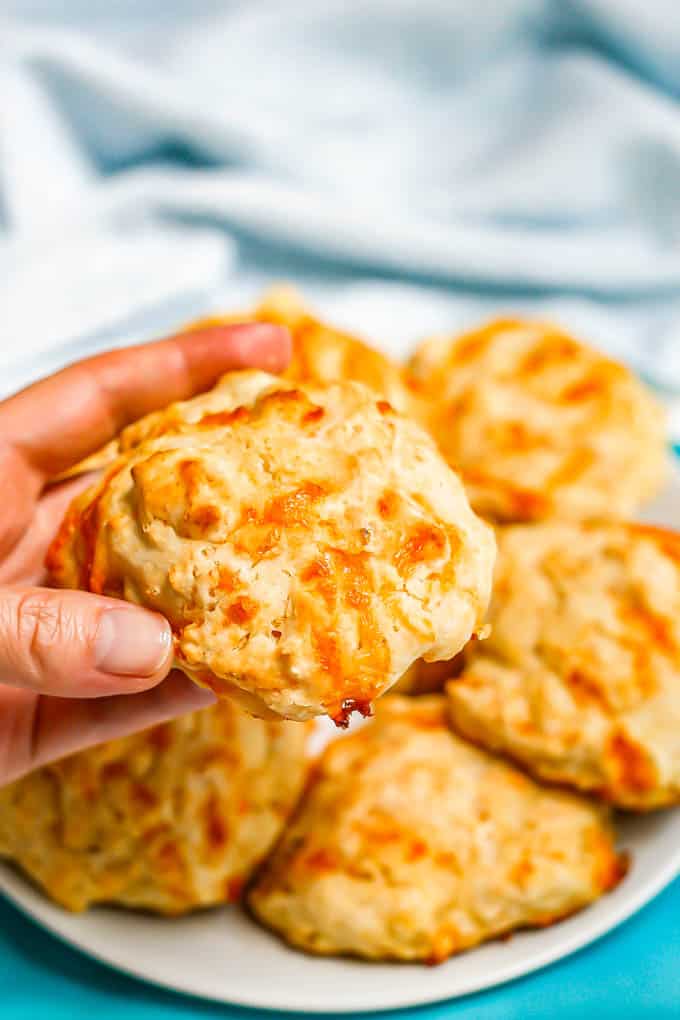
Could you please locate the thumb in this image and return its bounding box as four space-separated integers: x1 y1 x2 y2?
0 586 173 697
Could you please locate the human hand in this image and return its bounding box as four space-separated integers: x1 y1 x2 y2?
0 321 291 786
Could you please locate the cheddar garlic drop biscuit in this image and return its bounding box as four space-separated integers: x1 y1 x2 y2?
53 286 412 483
256 286 414 413
392 655 461 695
249 696 623 962
406 318 666 522
0 702 309 914
449 521 680 810
185 285 413 413
47 372 494 723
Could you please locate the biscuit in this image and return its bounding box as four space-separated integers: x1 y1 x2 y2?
255 286 414 413
392 655 461 695
47 371 495 723
249 695 623 962
449 521 680 809
406 318 666 522
0 702 309 913
184 285 412 412
51 287 412 484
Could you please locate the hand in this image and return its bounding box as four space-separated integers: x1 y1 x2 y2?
0 321 291 786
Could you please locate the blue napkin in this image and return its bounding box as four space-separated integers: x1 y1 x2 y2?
3 1 680 417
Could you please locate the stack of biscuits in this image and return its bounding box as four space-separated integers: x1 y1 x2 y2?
0 287 674 966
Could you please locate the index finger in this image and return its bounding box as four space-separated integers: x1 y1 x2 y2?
0 322 291 477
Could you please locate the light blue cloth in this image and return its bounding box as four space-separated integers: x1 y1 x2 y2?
1 3 680 1016
3 1 680 423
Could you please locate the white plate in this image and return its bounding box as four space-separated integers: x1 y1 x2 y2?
1 471 679 1013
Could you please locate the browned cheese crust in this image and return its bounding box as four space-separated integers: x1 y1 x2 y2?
0 702 310 913
47 371 495 723
406 318 667 522
249 696 624 961
450 521 680 809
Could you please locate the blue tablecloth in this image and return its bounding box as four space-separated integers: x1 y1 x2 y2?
0 871 678 1018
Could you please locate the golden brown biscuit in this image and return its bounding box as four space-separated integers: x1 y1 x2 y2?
0 702 309 914
255 286 414 413
249 696 624 962
183 285 412 411
392 655 462 695
449 521 680 810
47 371 494 724
406 318 667 522
51 287 412 485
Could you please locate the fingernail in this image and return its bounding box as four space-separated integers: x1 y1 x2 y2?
95 609 172 677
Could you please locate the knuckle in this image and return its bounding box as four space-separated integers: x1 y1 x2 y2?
14 592 88 680
17 591 60 644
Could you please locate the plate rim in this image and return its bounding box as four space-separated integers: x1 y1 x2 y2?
1 845 680 1013
2 461 680 1012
